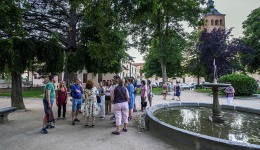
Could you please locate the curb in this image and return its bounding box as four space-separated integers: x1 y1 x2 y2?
0 96 42 100
194 90 260 100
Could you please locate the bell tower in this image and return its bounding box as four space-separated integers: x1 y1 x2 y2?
201 0 226 32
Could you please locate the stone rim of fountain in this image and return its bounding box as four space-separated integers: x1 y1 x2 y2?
145 102 260 150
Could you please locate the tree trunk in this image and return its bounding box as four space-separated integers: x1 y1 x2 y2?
63 7 77 91
158 9 167 83
161 59 167 83
11 71 25 109
63 52 73 91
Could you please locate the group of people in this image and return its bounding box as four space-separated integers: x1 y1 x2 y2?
162 81 182 101
41 75 144 135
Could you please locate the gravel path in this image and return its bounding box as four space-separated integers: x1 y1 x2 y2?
0 90 259 150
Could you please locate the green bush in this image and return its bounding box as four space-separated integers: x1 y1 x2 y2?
217 73 258 96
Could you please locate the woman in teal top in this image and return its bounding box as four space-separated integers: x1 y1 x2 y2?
127 78 135 121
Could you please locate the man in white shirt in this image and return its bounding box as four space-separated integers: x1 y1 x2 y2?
170 82 176 100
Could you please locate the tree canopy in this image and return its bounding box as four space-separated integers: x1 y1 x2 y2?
242 7 260 73
131 0 210 83
189 28 255 82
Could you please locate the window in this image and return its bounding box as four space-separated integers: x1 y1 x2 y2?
83 73 88 83
215 20 219 25
123 72 124 77
34 74 37 79
155 76 158 81
127 65 128 69
140 73 142 76
135 68 136 73
211 19 214 25
132 67 133 73
220 19 223 25
73 74 78 83
58 74 62 82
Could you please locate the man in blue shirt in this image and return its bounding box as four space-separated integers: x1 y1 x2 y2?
131 77 137 112
70 78 83 125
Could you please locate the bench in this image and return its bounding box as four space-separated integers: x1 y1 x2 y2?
0 107 16 123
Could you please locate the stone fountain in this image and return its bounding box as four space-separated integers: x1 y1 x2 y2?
201 59 230 122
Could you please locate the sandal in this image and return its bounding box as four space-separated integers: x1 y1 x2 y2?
92 123 96 127
57 117 60 120
128 117 132 121
133 110 137 112
62 117 66 120
100 117 105 120
112 131 120 135
123 128 128 132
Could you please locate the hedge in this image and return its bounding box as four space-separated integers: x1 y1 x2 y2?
217 73 258 96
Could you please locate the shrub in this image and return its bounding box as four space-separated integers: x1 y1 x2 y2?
217 73 258 96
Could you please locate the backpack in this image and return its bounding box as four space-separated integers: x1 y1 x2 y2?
45 108 56 124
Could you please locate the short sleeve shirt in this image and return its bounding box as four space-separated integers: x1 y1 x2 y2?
71 84 82 99
226 87 234 97
43 82 55 101
141 85 147 98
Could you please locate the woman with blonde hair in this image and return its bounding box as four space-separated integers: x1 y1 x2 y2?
83 79 99 127
56 81 68 120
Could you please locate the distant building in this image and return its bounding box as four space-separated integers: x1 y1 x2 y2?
201 0 226 32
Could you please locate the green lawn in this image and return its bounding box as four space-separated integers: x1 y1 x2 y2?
136 87 170 94
0 90 44 98
195 89 259 98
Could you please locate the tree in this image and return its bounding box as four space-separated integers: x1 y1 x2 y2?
140 32 185 80
0 35 65 109
185 30 205 85
242 7 260 73
22 0 130 89
196 28 255 82
131 0 210 83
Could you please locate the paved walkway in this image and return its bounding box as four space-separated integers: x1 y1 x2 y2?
0 90 259 150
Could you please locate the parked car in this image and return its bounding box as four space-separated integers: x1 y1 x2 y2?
136 82 142 88
151 82 158 88
189 82 197 89
180 83 190 90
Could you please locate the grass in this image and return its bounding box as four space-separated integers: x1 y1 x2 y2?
256 90 260 94
0 90 44 98
195 89 259 98
136 87 170 94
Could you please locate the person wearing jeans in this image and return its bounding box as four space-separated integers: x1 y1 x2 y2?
41 75 56 134
225 82 235 105
140 80 147 112
111 79 130 135
98 82 106 120
70 78 83 125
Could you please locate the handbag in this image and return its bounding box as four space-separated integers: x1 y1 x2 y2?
162 90 167 93
82 93 86 100
45 108 56 124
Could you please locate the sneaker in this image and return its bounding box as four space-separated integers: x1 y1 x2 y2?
71 121 75 125
41 128 48 134
74 118 80 122
46 124 55 129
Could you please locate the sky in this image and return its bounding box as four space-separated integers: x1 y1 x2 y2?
127 0 260 63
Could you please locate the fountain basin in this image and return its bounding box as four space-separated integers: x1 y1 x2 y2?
145 102 260 150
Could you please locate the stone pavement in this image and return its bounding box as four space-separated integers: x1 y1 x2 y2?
0 90 259 150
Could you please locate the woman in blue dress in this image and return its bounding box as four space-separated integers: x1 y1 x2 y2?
175 81 182 101
127 78 135 121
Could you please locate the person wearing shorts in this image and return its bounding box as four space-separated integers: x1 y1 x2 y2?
70 78 83 125
41 75 56 134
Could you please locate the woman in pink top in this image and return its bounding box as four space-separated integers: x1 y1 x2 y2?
140 80 147 112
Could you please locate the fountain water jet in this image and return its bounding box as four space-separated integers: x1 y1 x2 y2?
201 59 230 122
